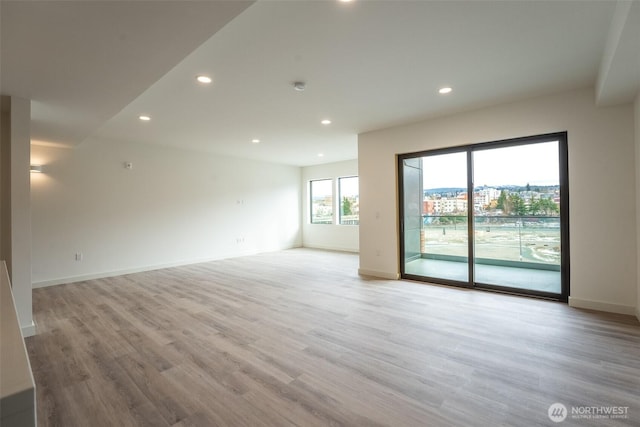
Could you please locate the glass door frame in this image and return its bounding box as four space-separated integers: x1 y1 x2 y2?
398 132 569 302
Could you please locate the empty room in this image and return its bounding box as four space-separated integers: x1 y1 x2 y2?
2 1 640 426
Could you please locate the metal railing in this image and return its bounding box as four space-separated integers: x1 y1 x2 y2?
311 214 359 225
421 215 560 267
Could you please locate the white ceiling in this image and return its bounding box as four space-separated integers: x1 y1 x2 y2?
1 1 252 145
2 1 639 166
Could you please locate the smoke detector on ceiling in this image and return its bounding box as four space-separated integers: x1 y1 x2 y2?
293 82 306 92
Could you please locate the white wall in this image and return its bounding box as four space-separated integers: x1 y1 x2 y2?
31 138 302 286
635 91 640 321
359 88 637 315
302 159 359 252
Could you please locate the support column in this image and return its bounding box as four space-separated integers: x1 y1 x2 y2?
0 96 34 337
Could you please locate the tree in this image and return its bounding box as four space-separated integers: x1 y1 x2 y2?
528 197 559 216
342 197 353 216
509 194 527 216
529 199 542 216
538 198 559 215
496 190 508 211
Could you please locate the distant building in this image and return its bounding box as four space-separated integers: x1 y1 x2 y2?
474 188 500 208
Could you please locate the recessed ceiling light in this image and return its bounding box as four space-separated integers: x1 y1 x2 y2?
196 75 212 84
439 87 453 94
318 153 325 157
338 0 353 2
252 139 260 144
321 119 331 125
138 115 151 121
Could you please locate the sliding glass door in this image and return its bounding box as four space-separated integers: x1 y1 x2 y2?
473 142 561 294
399 133 569 300
403 151 470 284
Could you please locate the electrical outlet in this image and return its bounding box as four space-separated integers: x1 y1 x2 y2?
75 253 83 261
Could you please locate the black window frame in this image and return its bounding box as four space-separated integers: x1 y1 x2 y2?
397 132 570 302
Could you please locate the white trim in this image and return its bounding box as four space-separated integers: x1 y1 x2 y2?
20 321 36 338
302 244 359 253
32 254 257 288
568 296 637 316
31 246 306 289
358 268 400 280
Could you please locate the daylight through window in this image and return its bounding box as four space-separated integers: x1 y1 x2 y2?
339 176 359 225
310 179 333 224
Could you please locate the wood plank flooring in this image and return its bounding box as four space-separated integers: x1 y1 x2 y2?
26 249 640 426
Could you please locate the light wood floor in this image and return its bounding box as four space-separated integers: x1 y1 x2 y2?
27 249 640 426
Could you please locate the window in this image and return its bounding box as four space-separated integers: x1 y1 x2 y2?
339 176 359 225
310 179 333 224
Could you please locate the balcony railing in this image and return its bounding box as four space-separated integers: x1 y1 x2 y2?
311 215 359 225
421 215 560 270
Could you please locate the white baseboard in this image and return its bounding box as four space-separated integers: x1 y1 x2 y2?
301 244 359 253
358 268 400 280
33 261 209 288
32 251 270 288
31 245 308 289
568 297 637 316
21 321 36 338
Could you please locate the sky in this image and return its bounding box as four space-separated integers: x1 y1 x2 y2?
339 176 359 197
421 141 560 189
311 176 358 197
